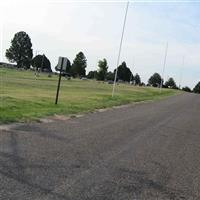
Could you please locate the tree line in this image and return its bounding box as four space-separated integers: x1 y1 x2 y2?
4 31 200 93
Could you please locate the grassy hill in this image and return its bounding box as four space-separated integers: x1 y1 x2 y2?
0 67 179 123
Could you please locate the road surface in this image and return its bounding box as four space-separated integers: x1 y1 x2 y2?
0 93 200 200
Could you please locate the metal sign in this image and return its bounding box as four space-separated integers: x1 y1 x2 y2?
57 57 68 71
55 57 68 105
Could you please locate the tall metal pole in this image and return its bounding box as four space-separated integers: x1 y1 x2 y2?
160 42 168 92
129 58 134 84
112 1 129 97
130 72 133 83
179 56 185 89
40 54 44 73
34 50 39 77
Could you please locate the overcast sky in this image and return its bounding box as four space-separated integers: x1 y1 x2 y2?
0 0 200 88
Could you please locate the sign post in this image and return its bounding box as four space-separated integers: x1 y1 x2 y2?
55 57 68 105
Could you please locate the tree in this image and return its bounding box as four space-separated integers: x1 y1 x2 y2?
115 61 132 82
87 70 97 79
134 73 141 85
5 31 33 69
165 77 177 89
32 54 52 72
106 71 114 81
71 52 87 77
193 82 200 93
148 73 162 87
96 58 108 81
182 86 191 92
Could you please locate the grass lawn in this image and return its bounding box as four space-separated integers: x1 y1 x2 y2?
0 67 179 123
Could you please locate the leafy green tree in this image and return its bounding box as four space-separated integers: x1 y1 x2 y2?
115 61 132 82
71 52 87 77
165 78 177 89
96 58 108 81
134 73 141 85
182 86 191 92
106 71 115 81
165 77 177 89
148 73 162 87
5 31 33 69
87 70 97 79
32 54 52 72
193 82 200 93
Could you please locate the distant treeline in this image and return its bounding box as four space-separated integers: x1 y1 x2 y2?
3 31 200 93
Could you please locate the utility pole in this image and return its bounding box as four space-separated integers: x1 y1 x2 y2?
129 58 134 84
130 73 133 84
179 56 185 89
40 54 44 74
160 42 168 92
130 58 134 84
34 50 39 77
112 1 129 97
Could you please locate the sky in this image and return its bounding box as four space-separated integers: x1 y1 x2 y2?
0 0 200 88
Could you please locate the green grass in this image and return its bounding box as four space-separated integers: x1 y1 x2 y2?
0 67 179 123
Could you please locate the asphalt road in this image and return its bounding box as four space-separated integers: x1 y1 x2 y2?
0 93 200 200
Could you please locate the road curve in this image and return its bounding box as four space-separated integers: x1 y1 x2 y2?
0 93 200 200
